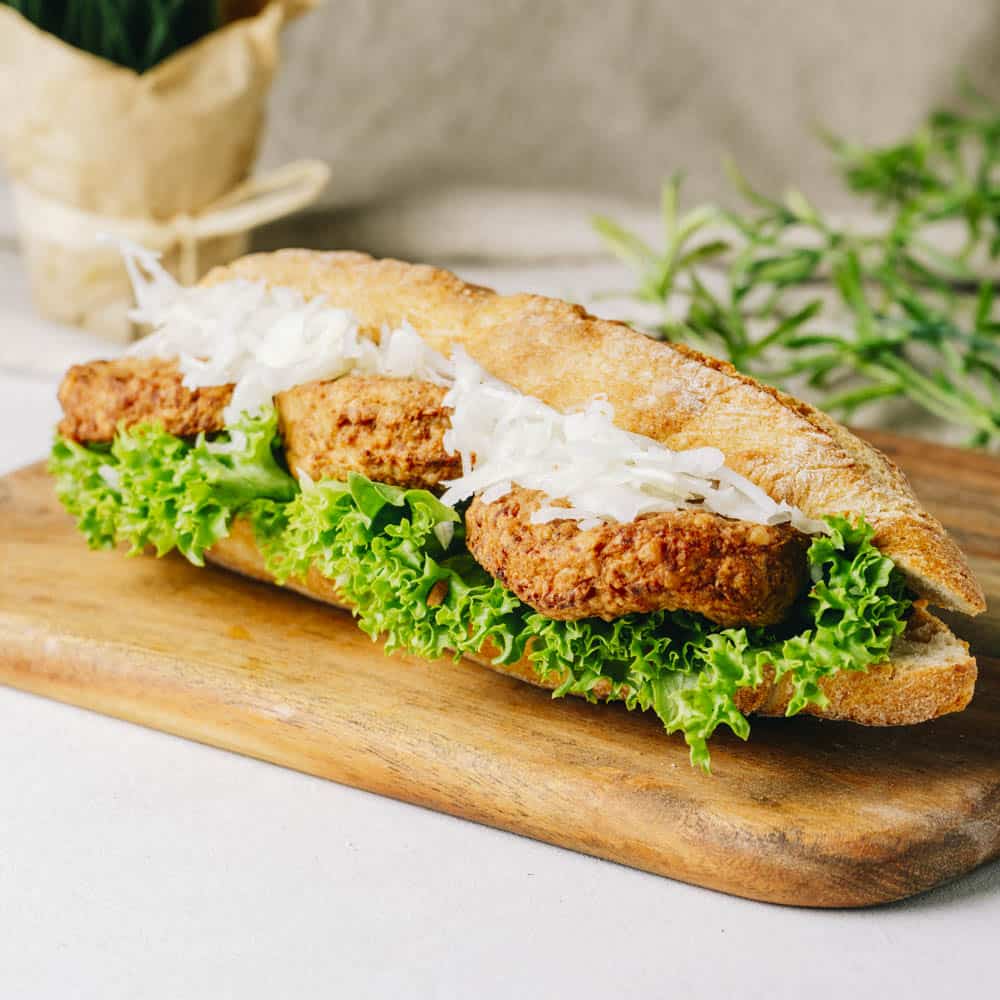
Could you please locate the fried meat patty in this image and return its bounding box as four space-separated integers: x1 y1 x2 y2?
58 358 233 442
465 487 810 626
58 358 459 491
276 374 460 490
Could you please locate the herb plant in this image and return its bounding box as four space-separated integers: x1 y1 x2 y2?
594 87 1000 447
4 0 221 72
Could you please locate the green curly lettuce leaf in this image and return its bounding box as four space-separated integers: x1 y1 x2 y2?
50 415 912 769
50 437 121 549
274 474 530 663
49 408 297 565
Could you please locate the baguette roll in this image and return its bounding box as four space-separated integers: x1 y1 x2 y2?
206 250 986 617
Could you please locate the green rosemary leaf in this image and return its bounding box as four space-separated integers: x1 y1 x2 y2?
595 86 1000 447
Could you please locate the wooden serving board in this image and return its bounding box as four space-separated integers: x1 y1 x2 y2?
1 431 998 908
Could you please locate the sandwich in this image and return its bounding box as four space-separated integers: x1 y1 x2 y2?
50 244 986 768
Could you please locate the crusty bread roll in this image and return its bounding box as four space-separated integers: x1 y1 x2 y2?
200 250 983 726
205 250 985 617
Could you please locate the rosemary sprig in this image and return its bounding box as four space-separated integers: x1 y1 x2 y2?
4 0 221 73
824 81 1000 264
594 93 1000 447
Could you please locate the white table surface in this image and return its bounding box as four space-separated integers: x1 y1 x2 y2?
1 240 999 1000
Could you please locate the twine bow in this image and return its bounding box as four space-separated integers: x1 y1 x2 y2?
11 159 331 284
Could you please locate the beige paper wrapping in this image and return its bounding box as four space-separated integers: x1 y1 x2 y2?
0 1 320 341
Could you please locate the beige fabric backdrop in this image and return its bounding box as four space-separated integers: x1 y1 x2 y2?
255 0 1000 257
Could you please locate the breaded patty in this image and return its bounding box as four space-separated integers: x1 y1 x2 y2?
58 358 233 442
276 374 460 490
58 359 459 491
464 487 810 626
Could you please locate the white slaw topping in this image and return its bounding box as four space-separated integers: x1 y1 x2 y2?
120 242 826 535
438 349 827 534
123 242 450 425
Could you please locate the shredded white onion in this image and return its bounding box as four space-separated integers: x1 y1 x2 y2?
97 464 120 489
438 349 828 535
119 242 826 536
433 521 456 550
122 241 450 424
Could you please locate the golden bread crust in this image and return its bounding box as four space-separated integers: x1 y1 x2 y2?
206 519 977 727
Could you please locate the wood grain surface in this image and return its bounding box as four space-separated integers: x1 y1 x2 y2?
1 431 998 908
